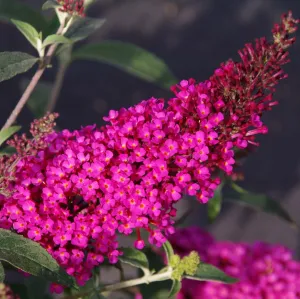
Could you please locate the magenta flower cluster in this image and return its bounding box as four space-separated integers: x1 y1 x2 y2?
0 12 297 291
170 227 300 299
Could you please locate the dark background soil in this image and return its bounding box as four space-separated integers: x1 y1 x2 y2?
1 0 300 254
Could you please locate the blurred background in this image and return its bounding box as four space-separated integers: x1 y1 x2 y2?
1 0 300 255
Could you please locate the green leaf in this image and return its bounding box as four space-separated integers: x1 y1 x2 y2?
20 79 52 118
0 0 47 31
0 126 21 147
184 262 237 283
72 41 177 89
42 34 71 48
65 17 105 42
11 19 40 49
0 228 76 287
42 0 59 10
208 183 224 223
168 280 181 298
0 262 4 282
119 247 149 271
226 191 297 228
0 52 38 82
163 241 174 264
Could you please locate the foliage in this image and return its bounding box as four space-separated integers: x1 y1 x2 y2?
72 41 177 88
0 52 38 82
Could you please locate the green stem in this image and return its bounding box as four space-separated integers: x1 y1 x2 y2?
64 268 172 299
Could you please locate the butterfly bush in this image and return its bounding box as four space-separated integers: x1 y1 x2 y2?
169 227 300 299
0 12 298 290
